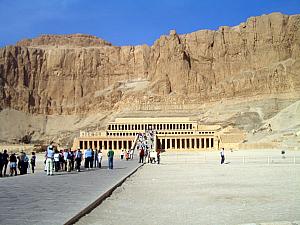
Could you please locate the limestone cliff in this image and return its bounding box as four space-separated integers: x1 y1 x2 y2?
0 12 299 115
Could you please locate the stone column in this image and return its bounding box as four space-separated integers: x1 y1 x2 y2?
175 138 177 150
163 139 167 150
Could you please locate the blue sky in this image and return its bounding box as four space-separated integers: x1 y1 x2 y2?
0 0 299 47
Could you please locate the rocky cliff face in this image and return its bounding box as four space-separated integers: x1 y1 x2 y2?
0 12 299 115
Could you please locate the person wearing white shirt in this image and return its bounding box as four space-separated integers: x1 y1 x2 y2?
45 144 54 176
54 150 60 172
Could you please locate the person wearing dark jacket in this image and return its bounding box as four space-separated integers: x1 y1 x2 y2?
0 152 3 177
2 150 9 176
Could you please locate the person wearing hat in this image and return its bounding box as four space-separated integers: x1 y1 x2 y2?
45 144 55 175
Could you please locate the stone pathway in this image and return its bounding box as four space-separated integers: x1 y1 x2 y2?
0 157 141 225
76 151 300 225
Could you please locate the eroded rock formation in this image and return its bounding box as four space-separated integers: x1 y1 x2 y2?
0 12 299 115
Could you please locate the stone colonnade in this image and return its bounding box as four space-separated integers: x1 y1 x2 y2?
79 139 134 150
157 137 215 150
77 136 215 150
108 123 193 131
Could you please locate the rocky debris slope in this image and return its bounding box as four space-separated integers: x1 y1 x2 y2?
0 12 299 116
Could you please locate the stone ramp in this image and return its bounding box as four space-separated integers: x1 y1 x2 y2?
0 158 142 225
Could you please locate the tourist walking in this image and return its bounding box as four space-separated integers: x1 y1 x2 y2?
120 150 124 160
0 152 3 177
2 149 9 176
54 150 60 172
107 149 114 169
144 149 149 163
125 150 129 161
59 150 64 171
98 150 103 168
18 151 26 175
84 147 93 169
70 150 75 171
139 148 144 163
157 149 161 164
9 153 17 176
130 149 134 160
63 149 68 171
94 149 99 168
30 152 36 173
75 148 82 172
45 144 55 175
220 148 225 164
66 149 73 172
23 153 29 174
90 148 94 168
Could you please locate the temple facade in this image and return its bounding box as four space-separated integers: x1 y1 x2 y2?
73 117 221 151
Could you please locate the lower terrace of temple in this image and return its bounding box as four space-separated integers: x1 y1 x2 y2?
73 117 221 151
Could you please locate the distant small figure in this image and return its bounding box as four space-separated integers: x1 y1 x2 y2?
139 148 144 163
94 149 99 168
98 150 103 168
268 123 272 132
281 150 286 159
120 150 124 160
54 150 60 172
144 149 149 163
125 150 129 161
18 151 24 175
9 153 18 176
30 152 36 173
107 149 114 169
130 149 134 160
0 151 3 177
220 148 225 164
2 150 9 176
45 144 54 176
63 149 68 171
67 149 73 172
84 147 93 170
75 148 82 172
157 149 161 164
24 153 29 174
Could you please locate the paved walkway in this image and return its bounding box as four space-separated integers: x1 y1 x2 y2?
76 151 300 225
0 157 141 225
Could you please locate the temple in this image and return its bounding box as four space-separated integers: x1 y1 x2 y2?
73 117 223 151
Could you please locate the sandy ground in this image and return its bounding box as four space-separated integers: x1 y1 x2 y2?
76 150 300 225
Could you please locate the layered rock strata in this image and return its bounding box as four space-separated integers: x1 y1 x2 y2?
0 12 299 115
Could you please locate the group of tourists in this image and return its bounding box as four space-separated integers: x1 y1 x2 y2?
138 147 161 164
0 149 36 177
120 149 134 160
135 130 161 164
44 144 105 176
